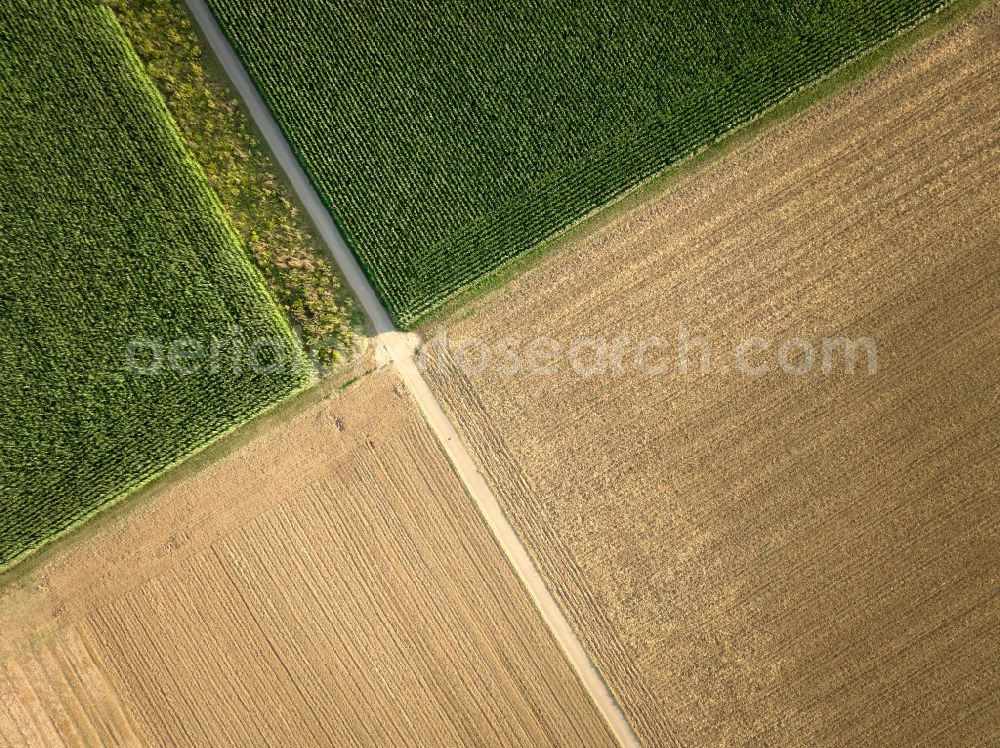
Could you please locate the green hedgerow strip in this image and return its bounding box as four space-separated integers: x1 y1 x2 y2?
106 0 357 366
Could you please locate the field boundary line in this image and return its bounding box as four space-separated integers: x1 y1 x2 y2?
182 1 641 745
387 339 642 748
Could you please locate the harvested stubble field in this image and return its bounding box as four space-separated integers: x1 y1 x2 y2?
0 0 310 568
425 6 1000 745
0 368 615 747
204 0 949 326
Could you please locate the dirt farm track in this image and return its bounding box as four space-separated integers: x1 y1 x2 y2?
426 5 1000 745
0 369 614 747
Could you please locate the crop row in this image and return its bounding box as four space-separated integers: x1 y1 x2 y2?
0 0 311 568
205 0 950 326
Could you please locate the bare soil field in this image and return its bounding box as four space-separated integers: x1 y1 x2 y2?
425 5 1000 745
0 368 615 747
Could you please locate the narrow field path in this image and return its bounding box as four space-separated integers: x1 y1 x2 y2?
182 2 641 745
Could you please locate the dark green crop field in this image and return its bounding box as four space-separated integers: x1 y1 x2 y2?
206 0 949 327
0 0 311 568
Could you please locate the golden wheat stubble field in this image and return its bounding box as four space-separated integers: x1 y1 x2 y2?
0 368 616 747
425 6 1000 746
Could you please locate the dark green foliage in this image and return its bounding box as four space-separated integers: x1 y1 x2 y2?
0 0 311 568
206 0 949 327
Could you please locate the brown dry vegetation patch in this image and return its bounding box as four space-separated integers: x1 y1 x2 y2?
0 369 614 747
425 6 1000 745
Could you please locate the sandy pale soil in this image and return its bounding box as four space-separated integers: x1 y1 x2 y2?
0 368 615 747
425 6 1000 746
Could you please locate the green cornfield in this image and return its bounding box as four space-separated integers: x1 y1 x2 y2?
0 0 311 568
205 0 950 327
